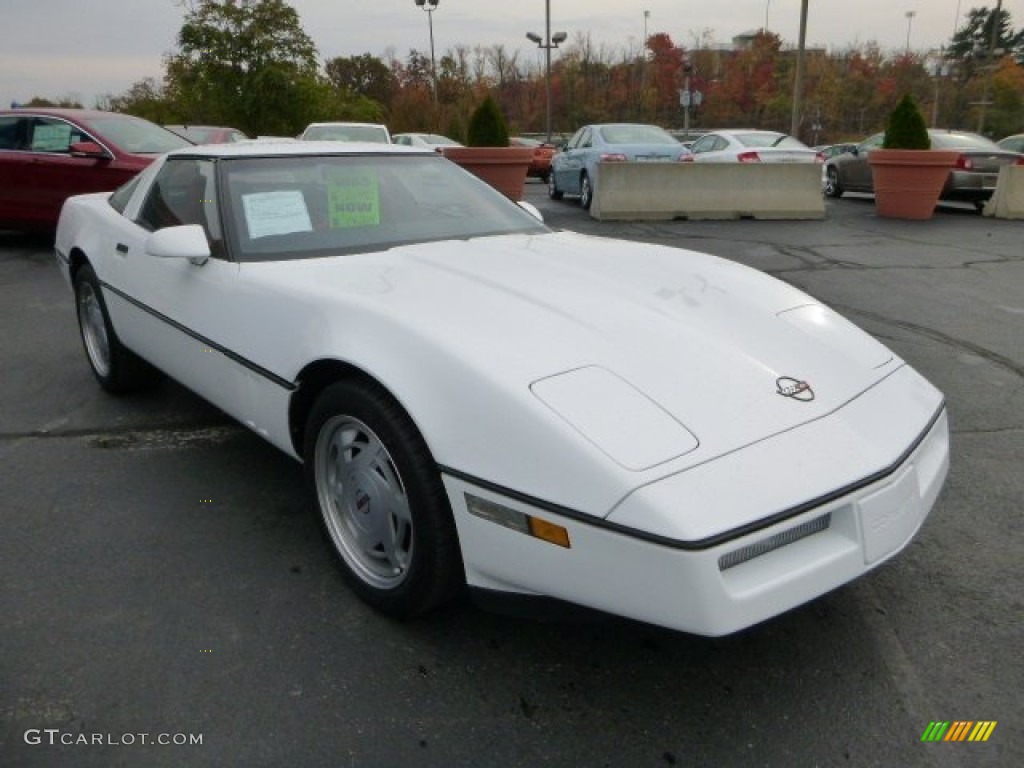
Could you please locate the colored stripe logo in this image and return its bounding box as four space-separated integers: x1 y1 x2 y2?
921 721 997 742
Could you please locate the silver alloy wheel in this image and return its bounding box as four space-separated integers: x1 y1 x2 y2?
825 167 840 197
580 173 592 208
314 415 414 589
78 281 111 378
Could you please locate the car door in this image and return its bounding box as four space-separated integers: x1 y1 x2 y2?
557 127 591 194
846 134 883 190
24 116 138 224
103 157 252 424
0 114 34 226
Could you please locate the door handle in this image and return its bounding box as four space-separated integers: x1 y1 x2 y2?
115 243 129 254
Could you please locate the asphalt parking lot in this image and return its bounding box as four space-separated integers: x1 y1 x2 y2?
2 185 1021 767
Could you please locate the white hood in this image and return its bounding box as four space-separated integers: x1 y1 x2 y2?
245 230 898 513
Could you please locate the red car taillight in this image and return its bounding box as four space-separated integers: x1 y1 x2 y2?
676 153 692 162
737 151 761 163
955 154 974 170
600 153 627 162
815 152 825 163
1016 156 1024 166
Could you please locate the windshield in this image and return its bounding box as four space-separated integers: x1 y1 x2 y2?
598 125 680 145
83 114 192 154
221 154 549 262
929 132 1002 151
736 132 807 149
303 124 390 143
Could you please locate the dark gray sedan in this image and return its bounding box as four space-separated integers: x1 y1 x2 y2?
824 130 1021 208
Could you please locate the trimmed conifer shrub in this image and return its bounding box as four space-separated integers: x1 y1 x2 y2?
465 95 510 147
882 94 931 150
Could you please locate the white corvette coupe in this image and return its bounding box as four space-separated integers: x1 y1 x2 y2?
55 142 949 636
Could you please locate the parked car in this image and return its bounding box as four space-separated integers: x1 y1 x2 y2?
0 108 191 232
164 125 249 144
392 132 462 150
300 122 391 143
55 140 948 636
688 130 822 163
824 129 1023 206
549 123 690 209
997 133 1024 154
510 136 556 182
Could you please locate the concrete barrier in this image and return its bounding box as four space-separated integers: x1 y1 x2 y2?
983 165 1024 220
590 162 825 221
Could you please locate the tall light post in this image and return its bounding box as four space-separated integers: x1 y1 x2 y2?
527 1 567 144
765 0 771 32
414 0 440 103
790 0 808 138
904 10 916 54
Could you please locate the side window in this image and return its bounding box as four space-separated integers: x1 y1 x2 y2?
566 128 585 150
691 135 714 153
0 116 30 150
29 117 90 153
137 159 225 259
579 128 593 149
108 174 142 215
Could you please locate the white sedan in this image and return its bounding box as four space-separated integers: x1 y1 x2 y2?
688 129 823 163
55 141 948 636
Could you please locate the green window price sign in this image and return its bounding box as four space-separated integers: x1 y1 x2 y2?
326 168 380 229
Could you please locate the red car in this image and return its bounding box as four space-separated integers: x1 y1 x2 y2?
0 108 191 232
510 136 556 182
164 124 249 144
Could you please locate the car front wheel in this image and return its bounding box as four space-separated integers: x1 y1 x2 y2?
547 172 563 200
579 172 593 209
824 166 844 198
74 263 160 394
304 380 464 618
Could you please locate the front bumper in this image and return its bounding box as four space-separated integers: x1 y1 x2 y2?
444 370 949 636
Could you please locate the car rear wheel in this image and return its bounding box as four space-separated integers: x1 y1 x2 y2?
824 166 844 198
547 173 563 200
304 380 464 618
579 172 593 209
74 264 161 394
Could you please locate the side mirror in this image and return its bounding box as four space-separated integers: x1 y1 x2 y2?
850 147 860 156
69 141 110 159
145 224 211 266
517 200 544 222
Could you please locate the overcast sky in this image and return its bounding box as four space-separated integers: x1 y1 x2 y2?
2 0 1020 110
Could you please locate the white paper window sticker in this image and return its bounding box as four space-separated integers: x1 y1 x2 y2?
241 190 312 239
32 123 73 151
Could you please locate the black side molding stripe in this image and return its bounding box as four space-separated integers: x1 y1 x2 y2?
439 401 946 552
100 280 297 392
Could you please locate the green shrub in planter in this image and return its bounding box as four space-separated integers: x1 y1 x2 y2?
883 94 931 150
465 95 510 147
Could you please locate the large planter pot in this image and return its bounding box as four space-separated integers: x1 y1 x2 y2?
868 149 959 220
440 146 534 201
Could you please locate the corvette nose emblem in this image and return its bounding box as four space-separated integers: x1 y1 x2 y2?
776 376 815 401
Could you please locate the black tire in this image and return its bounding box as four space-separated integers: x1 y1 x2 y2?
579 171 593 209
303 380 464 618
824 166 844 198
74 264 161 394
547 172 563 200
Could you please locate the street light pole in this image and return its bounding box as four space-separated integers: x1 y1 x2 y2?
904 10 916 54
790 0 808 138
527 1 567 144
414 0 440 104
